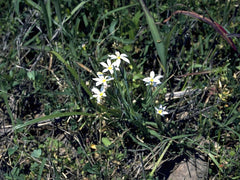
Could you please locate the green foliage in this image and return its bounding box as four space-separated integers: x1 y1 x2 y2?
0 0 239 179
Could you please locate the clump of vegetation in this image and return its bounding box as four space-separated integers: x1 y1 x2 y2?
0 0 239 179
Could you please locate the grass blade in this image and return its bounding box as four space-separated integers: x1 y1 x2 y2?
13 111 94 131
139 0 167 74
40 0 52 38
46 0 52 37
63 0 89 23
0 92 15 126
53 0 62 23
128 133 152 151
26 0 41 11
50 51 78 79
37 158 46 180
100 3 138 20
50 51 92 96
207 152 223 173
149 140 172 177
164 10 238 53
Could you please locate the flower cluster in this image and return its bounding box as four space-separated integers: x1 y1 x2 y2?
142 70 168 116
90 51 169 116
91 51 129 104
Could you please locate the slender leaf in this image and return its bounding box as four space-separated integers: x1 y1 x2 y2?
53 0 62 23
207 152 223 173
51 51 92 99
13 111 94 131
0 92 15 126
13 0 21 16
148 129 162 141
164 10 238 53
214 120 240 139
46 0 52 37
149 140 172 177
26 0 42 11
128 133 152 151
100 3 138 20
50 51 78 79
40 0 52 38
38 158 46 180
139 0 167 73
63 0 90 23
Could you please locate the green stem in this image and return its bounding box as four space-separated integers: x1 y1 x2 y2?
149 140 172 177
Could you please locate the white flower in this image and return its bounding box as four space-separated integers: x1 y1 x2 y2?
143 71 163 87
155 105 168 117
93 72 114 86
82 44 86 51
92 86 106 104
108 51 130 67
100 59 119 74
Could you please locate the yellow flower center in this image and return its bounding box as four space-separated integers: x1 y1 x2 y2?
100 92 104 97
108 66 113 70
102 79 106 83
117 56 121 60
158 110 162 114
150 78 154 85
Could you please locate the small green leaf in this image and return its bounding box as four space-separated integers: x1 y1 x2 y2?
102 137 112 147
27 71 35 81
148 129 162 141
8 146 18 156
123 44 133 52
31 149 42 158
109 19 118 34
229 150 235 157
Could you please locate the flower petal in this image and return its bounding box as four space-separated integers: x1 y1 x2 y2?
115 51 120 57
163 111 168 115
113 59 121 67
143 77 151 82
155 75 164 79
121 56 130 63
150 71 155 78
92 77 100 82
108 54 117 59
102 69 108 73
154 79 161 84
92 87 100 94
96 82 102 86
100 62 108 68
106 59 112 66
120 53 127 57
106 77 114 81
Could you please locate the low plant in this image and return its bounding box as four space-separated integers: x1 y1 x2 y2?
0 0 239 179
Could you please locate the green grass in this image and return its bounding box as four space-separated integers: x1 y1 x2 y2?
0 0 239 179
